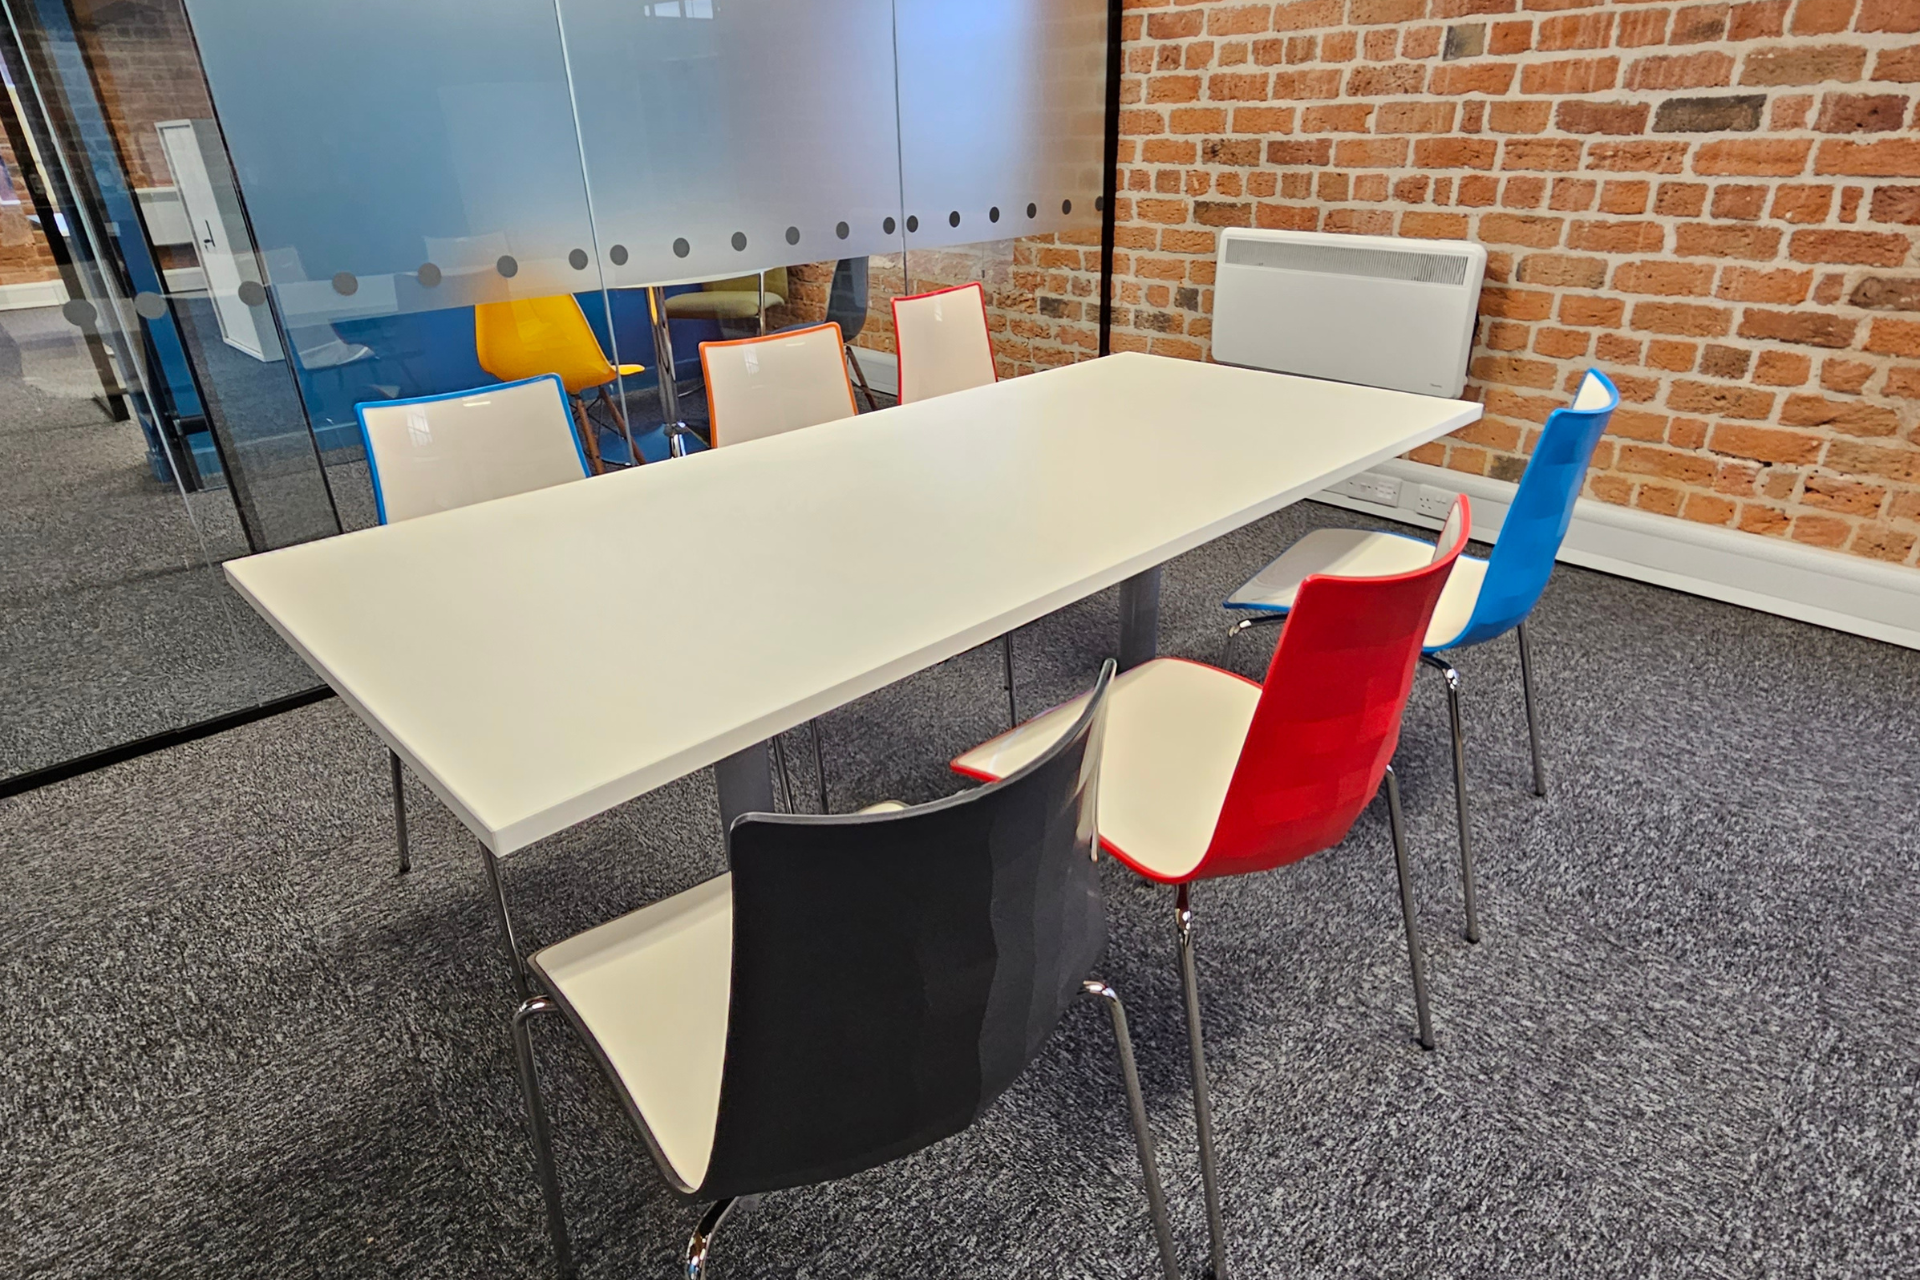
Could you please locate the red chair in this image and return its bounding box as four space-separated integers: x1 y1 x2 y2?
951 497 1471 1280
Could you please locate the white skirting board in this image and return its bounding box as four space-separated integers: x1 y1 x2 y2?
1315 457 1920 651
0 278 68 311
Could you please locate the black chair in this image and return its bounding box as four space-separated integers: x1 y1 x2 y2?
510 661 1180 1279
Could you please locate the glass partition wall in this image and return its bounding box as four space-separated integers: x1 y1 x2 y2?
0 0 1114 789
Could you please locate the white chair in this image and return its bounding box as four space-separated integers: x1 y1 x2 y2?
889 282 1020 729
356 373 590 873
699 321 859 447
891 280 997 404
699 323 862 811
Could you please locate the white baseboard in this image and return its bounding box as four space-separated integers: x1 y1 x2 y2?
1314 459 1920 650
0 278 68 311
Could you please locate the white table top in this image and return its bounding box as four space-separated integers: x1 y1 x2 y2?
226 353 1481 854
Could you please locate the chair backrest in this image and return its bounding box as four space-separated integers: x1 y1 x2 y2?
355 374 588 525
701 322 860 448
700 266 791 302
1451 369 1618 649
697 661 1115 1199
474 295 617 395
824 257 870 343
892 281 996 404
1198 497 1472 878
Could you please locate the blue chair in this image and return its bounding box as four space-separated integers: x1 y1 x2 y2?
1222 369 1619 942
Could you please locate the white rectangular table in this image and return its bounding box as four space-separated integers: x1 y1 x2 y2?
227 352 1480 859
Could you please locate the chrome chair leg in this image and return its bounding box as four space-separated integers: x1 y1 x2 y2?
480 841 531 1000
845 342 880 413
1081 981 1182 1280
1001 631 1018 727
1516 621 1547 798
389 749 410 875
1421 653 1480 944
1384 767 1435 1051
808 718 830 814
512 995 576 1280
1175 885 1228 1280
686 1197 739 1280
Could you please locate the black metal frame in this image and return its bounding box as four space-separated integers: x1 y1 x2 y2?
1098 0 1121 357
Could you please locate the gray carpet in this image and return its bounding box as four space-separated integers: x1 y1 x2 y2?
5 496 1920 1279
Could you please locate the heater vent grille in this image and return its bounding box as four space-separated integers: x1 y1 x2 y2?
1223 237 1470 287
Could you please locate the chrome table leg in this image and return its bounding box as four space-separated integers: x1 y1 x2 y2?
480 841 530 1000
389 749 410 875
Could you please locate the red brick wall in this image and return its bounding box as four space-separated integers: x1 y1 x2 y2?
0 134 60 288
1110 0 1920 564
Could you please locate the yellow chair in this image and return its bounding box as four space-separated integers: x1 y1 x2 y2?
474 295 645 471
662 267 790 325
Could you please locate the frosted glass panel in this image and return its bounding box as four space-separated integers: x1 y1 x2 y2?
895 0 1108 253
556 0 905 287
180 0 600 328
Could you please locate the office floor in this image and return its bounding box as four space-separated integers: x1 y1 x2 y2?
0 305 317 781
5 494 1918 1279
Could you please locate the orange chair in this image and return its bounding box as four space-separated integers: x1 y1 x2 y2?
474 295 645 471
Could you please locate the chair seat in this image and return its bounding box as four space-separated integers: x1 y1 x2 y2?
530 874 732 1191
1226 527 1488 651
952 658 1261 882
664 291 787 320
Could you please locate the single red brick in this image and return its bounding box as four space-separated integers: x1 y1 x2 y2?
1782 395 1903 436
1789 0 1857 36
1430 62 1519 94
1648 339 1702 371
1634 301 1735 335
1741 43 1870 85
1569 219 1669 252
1231 106 1298 134
1348 63 1429 95
1867 318 1920 357
1614 260 1718 295
1627 51 1736 90
1522 56 1621 94
1170 107 1230 133
1458 174 1502 205
1771 184 1836 222
1618 7 1672 45
1415 137 1500 168
1272 0 1344 30
1875 45 1920 82
1517 252 1609 287
1147 10 1204 39
1693 138 1814 175
1718 266 1817 302
1885 366 1920 398
1600 179 1652 213
1550 178 1600 210
1816 138 1920 176
1859 0 1920 32
1790 513 1854 548
1210 2 1278 35
1674 222 1785 258
1711 421 1824 460
1738 308 1860 346
1538 12 1614 49
1376 101 1457 132
1789 228 1913 264
1556 100 1652 134
1712 184 1771 219
1488 100 1554 133
1816 93 1913 133
1490 19 1534 53
1481 285 1557 319
1401 210 1473 237
1586 141 1690 172
1871 187 1920 223
1480 212 1567 246
1503 175 1548 207
1755 350 1814 384
1504 139 1587 169
1562 294 1628 326
1266 139 1334 165
1822 357 1877 391
1730 1 1791 41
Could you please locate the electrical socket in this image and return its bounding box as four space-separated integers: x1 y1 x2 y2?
1330 471 1403 507
1415 484 1457 520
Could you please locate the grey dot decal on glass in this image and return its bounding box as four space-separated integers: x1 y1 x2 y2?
731 231 747 251
496 255 518 278
785 226 800 246
568 248 589 270
673 238 690 258
883 216 896 234
610 244 629 266
332 272 358 296
1096 196 1106 212
61 298 96 327
1062 199 1072 215
133 291 167 319
948 211 961 228
989 206 1000 223
238 280 267 306
1026 202 1038 218
906 215 919 233
835 221 850 240
417 263 441 287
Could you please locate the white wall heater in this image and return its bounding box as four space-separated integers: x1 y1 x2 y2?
1211 228 1487 398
